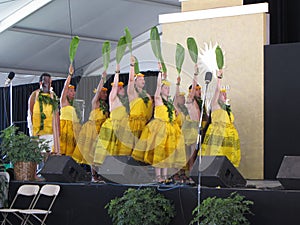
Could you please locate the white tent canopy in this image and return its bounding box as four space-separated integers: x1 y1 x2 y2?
0 0 180 86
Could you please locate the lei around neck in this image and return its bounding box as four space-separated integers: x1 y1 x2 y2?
162 96 175 123
134 86 150 106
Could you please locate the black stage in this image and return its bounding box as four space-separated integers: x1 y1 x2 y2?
5 180 300 225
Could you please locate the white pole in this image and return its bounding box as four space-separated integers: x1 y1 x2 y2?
9 81 13 126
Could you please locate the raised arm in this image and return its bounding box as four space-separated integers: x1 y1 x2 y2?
91 71 107 109
109 64 120 103
60 64 74 106
127 55 135 98
211 70 223 108
154 71 163 106
173 76 181 110
189 64 199 100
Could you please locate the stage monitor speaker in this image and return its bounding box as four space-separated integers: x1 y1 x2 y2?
95 156 154 184
190 156 246 188
40 155 90 183
276 156 300 190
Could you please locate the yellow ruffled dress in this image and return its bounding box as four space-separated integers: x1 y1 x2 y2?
72 108 108 164
201 109 241 167
128 97 153 146
93 106 131 165
60 105 81 156
132 104 186 168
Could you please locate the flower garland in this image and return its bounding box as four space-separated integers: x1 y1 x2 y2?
38 91 59 132
162 97 175 123
135 86 150 106
67 96 73 106
177 103 189 116
218 99 232 118
117 94 130 114
99 99 109 114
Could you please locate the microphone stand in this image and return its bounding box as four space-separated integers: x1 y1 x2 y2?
194 77 211 224
9 80 13 126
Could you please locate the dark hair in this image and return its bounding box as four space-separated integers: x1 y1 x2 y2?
39 73 51 82
189 84 200 90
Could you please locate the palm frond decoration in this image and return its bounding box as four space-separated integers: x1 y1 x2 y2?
102 41 111 71
69 36 80 64
175 43 185 75
116 36 127 64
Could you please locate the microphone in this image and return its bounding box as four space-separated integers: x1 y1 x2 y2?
204 71 212 84
4 72 15 87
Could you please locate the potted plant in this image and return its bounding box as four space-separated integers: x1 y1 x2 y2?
190 192 254 225
0 125 49 181
106 187 176 225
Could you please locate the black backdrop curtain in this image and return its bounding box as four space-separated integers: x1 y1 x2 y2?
0 71 158 135
244 0 300 44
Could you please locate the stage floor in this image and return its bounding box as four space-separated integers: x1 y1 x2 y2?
4 180 300 225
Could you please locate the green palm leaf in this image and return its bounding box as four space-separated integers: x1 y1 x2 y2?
125 27 132 54
215 45 224 69
116 36 127 64
69 36 80 64
102 41 111 71
150 26 167 73
187 37 198 64
134 56 140 74
176 43 185 75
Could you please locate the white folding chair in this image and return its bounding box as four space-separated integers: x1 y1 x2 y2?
19 184 60 225
0 184 40 225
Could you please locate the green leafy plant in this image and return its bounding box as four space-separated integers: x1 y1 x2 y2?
175 43 185 75
102 41 111 71
215 45 224 69
69 36 80 64
0 126 49 164
106 187 176 225
187 37 198 64
116 36 127 64
190 192 253 225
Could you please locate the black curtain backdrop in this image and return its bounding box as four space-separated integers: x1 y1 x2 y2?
0 71 158 135
244 0 300 44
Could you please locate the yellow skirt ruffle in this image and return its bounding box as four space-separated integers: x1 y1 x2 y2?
60 120 81 156
132 119 186 168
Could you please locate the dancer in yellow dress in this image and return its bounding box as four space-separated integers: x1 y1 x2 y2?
59 64 81 156
133 67 186 182
72 71 108 165
94 64 131 165
201 70 241 167
127 56 153 150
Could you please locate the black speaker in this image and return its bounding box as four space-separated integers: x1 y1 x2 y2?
190 156 246 188
95 156 154 184
40 155 90 182
276 156 300 190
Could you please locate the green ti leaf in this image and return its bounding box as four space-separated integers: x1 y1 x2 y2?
69 36 80 64
187 37 198 64
125 27 132 54
175 43 185 75
102 41 111 71
215 45 224 69
116 36 127 64
134 56 140 74
150 26 162 60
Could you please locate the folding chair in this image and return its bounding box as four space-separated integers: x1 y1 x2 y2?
19 184 60 225
0 184 40 225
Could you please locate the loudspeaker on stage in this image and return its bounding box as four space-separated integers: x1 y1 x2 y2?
190 156 246 188
276 156 300 190
95 156 154 184
40 155 90 183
